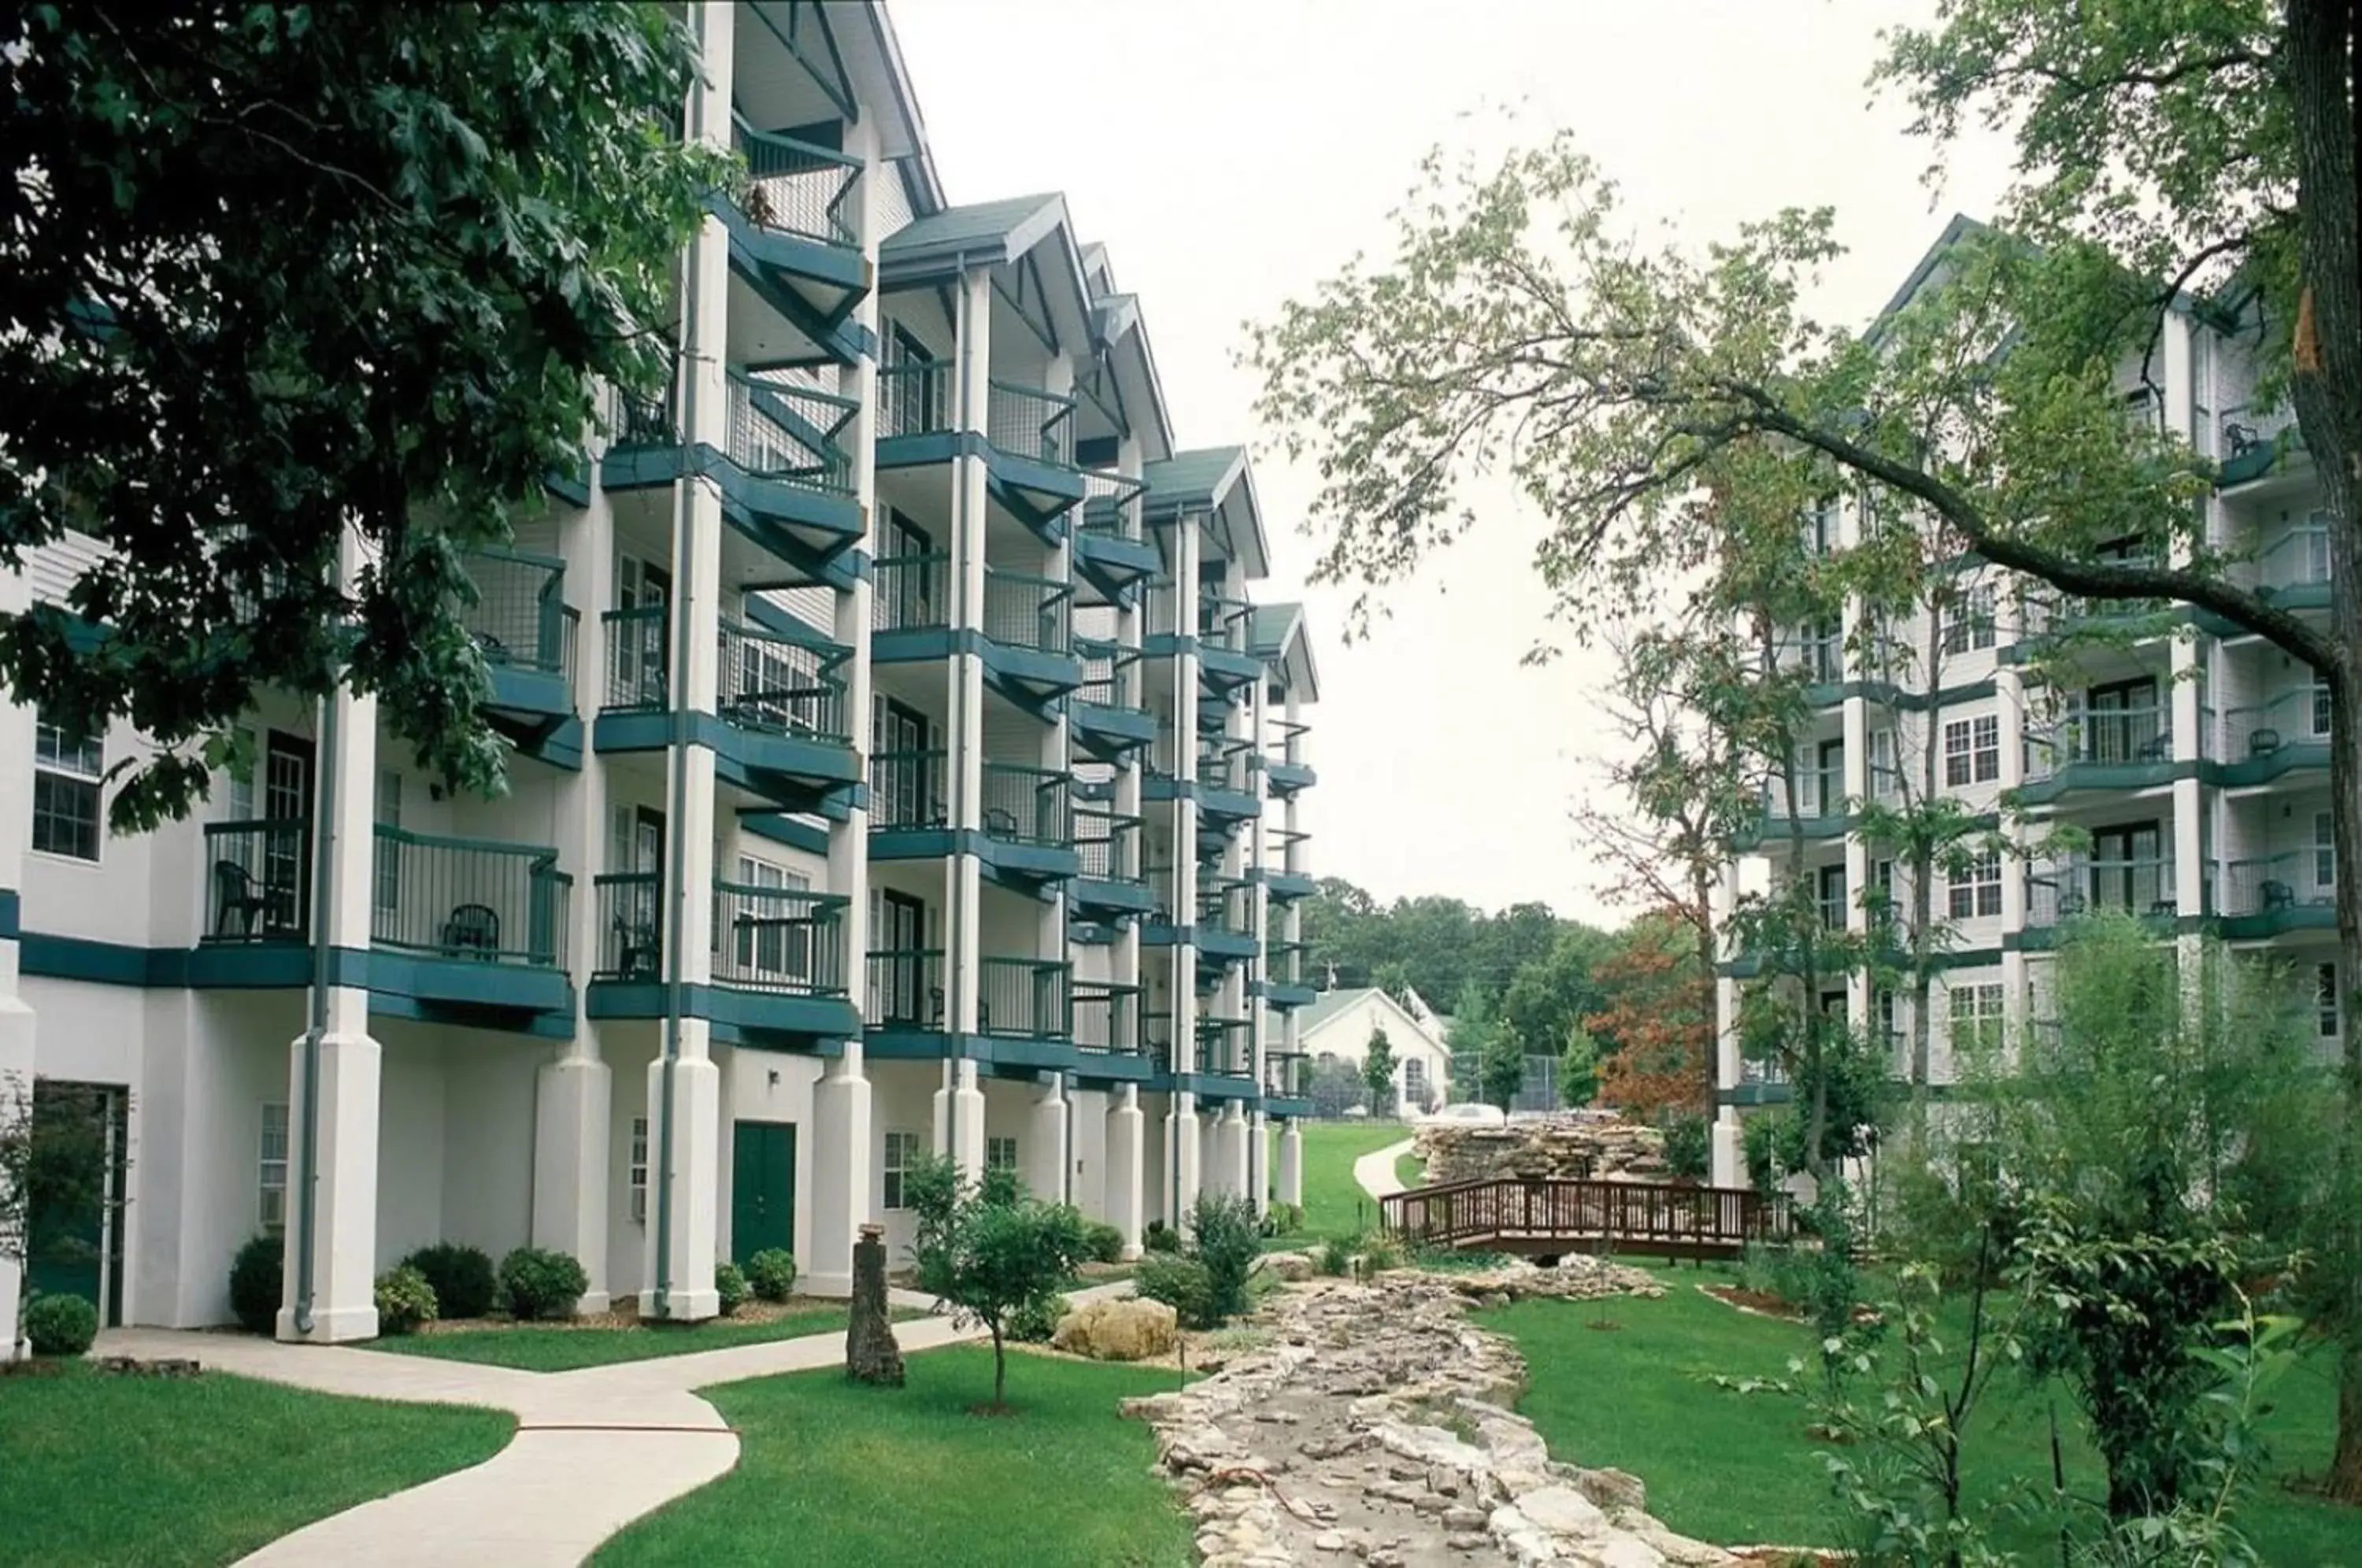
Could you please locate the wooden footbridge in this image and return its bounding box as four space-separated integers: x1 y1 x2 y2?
1379 1176 1792 1263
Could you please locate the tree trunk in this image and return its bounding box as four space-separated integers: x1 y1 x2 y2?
990 1323 1007 1408
2287 0 2362 1501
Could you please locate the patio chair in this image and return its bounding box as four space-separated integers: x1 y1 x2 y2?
2260 880 2296 912
984 806 1020 838
441 904 501 958
210 860 272 940
2225 421 2259 456
612 919 660 981
2249 727 2284 757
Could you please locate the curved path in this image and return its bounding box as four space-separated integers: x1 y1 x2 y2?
1354 1135 1419 1204
98 1284 1127 1566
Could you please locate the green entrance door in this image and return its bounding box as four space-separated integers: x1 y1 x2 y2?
730 1120 796 1263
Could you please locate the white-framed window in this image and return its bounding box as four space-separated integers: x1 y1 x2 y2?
1947 849 2004 919
1942 582 1997 654
32 714 104 861
1949 982 2006 1058
882 1130 921 1210
2315 679 2335 738
227 725 257 821
2319 963 2342 1042
1943 716 2000 786
259 1102 290 1230
986 1135 1018 1174
722 854 813 984
1870 728 1899 801
630 1115 650 1223
373 768 403 922
2318 812 2338 892
1404 1058 1427 1098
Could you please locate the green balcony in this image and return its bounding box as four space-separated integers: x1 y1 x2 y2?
1071 638 1155 759
2213 690 2331 785
1075 471 1157 601
602 366 863 562
2245 521 2331 608
1196 877 1258 965
1194 1016 1253 1082
2018 705 2175 801
2217 852 2338 940
1072 982 1144 1058
587 872 857 1042
716 117 869 361
1263 1050 1313 1116
461 548 578 739
981 568 1083 704
981 762 1080 882
2019 858 2180 947
873 368 1084 532
1073 804 1153 919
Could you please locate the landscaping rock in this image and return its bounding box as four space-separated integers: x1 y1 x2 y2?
1053 1296 1180 1362
1263 1252 1316 1282
1415 1114 1673 1189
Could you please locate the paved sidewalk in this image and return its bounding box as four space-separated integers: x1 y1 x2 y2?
1354 1136 1418 1203
95 1281 1130 1566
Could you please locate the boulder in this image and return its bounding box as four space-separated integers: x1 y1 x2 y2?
1415 1113 1674 1188
1262 1251 1315 1281
1053 1296 1179 1362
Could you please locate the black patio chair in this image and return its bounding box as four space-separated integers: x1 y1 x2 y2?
2260 879 2296 912
442 904 500 957
211 860 271 940
2249 727 2284 757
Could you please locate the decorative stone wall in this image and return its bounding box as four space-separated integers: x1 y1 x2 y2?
1413 1114 1672 1189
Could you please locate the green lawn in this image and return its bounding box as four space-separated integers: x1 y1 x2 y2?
1291 1120 1415 1241
0 1363 510 1566
373 1302 905 1372
594 1346 1194 1566
1479 1274 2362 1563
1394 1149 1426 1190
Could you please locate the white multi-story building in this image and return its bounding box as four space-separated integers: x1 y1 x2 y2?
0 0 1322 1349
1711 216 2333 1185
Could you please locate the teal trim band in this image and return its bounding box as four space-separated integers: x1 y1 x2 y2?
744 814 830 856
0 889 17 941
587 978 861 1042
2010 756 2193 806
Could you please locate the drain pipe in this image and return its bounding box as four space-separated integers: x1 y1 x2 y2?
946 262 978 1167
294 560 345 1335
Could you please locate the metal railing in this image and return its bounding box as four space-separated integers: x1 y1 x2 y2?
867 948 946 1028
1198 877 1254 937
1146 863 1179 923
1199 595 1252 653
611 377 677 448
1272 717 1311 767
2243 521 2331 593
1263 1051 1309 1100
712 883 848 994
1072 982 1142 1054
2025 859 2178 926
876 362 954 440
2023 706 2170 779
982 568 1072 654
727 372 857 496
1197 1016 1253 1077
461 549 576 680
1075 806 1141 882
1079 470 1146 540
2219 403 2300 463
2219 852 2332 919
1143 1009 1176 1073
1761 773 1844 821
593 871 663 981
716 619 851 742
980 762 1072 845
201 819 313 943
2217 688 2329 761
602 605 668 710
371 828 569 969
982 957 1071 1040
1074 638 1137 708
1775 632 1844 685
732 118 860 248
869 749 947 830
872 552 951 633
986 381 1075 467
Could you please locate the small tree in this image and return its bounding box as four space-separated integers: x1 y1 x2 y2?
1479 1030 1527 1114
1559 1022 1601 1109
905 1154 1090 1411
1362 1025 1398 1117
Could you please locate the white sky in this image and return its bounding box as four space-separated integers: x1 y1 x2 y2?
891 0 2016 926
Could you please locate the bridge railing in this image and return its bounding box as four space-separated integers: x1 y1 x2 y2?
1379 1176 1793 1259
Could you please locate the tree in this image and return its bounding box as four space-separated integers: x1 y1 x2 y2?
1246 1 2362 1485
1306 1057 1364 1120
1361 1025 1398 1117
905 1156 1090 1411
1 2 717 828
1370 960 1416 1011
1557 1022 1600 1108
1479 1032 1527 1114
1587 910 1712 1120
1498 926 1612 1060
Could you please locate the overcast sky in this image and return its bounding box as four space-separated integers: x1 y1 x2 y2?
892 0 2016 926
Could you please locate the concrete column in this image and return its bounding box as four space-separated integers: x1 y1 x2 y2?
1027 1074 1068 1201
1105 1084 1145 1258
1168 516 1202 1226
932 1058 986 1182
945 267 991 1045
1711 865 1744 1188
0 601 33 1355
1248 1108 1268 1211
1277 1116 1304 1209
1168 1093 1201 1226
531 1058 613 1314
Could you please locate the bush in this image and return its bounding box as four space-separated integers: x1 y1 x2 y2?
1142 1219 1181 1254
1135 1255 1216 1329
1258 1202 1303 1238
372 1266 438 1336
713 1262 750 1317
1360 1232 1405 1274
1661 1112 1712 1183
1316 1236 1355 1276
402 1242 498 1321
1187 1192 1261 1323
498 1247 589 1322
744 1248 797 1303
1082 1221 1125 1265
229 1233 283 1334
24 1292 98 1356
1008 1291 1071 1344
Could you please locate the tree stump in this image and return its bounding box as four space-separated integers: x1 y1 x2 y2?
846 1222 905 1386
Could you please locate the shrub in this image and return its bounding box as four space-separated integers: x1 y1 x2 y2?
1082 1221 1125 1265
229 1233 282 1334
402 1242 498 1321
1187 1192 1262 1323
1008 1291 1071 1344
24 1292 98 1357
1661 1112 1712 1183
1135 1255 1217 1329
744 1248 797 1303
715 1262 750 1317
1360 1232 1405 1274
372 1266 438 1336
498 1247 589 1322
1257 1202 1304 1238
1142 1219 1181 1254
1316 1236 1355 1276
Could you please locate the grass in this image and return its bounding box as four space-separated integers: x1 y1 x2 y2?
0 1363 510 1567
1394 1149 1426 1190
594 1346 1194 1566
373 1301 914 1373
1479 1271 2362 1563
1294 1119 1416 1241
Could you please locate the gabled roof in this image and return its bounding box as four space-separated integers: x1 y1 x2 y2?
1086 284 1175 460
1871 213 1990 328
879 194 1069 278
1143 446 1271 577
1294 988 1450 1053
1249 601 1320 703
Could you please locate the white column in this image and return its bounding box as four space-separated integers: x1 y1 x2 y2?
531 1059 613 1314
1277 1116 1304 1209
933 1059 986 1181
1168 516 1202 1225
1217 1100 1249 1199
1027 1075 1068 1201
0 569 34 1358
1105 1083 1145 1259
1711 864 1745 1188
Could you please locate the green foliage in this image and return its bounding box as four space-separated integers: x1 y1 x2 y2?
0 2 727 829
1186 1193 1262 1324
744 1248 798 1303
0 1078 128 1342
713 1262 749 1318
1361 1232 1406 1273
1478 1028 1528 1113
1257 1203 1303 1240
372 1265 438 1337
1142 1220 1181 1255
1558 1022 1601 1108
497 1248 587 1322
1007 1292 1071 1345
1361 1025 1398 1114
1079 1221 1124 1264
1316 1237 1355 1277
1661 1112 1712 1182
1134 1256 1216 1330
401 1243 497 1321
1305 882 1597 1014
229 1234 282 1335
1742 1115 1789 1200
905 1153 1091 1407
23 1292 97 1357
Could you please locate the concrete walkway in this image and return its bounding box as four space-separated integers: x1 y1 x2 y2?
96 1283 1126 1566
1355 1135 1419 1203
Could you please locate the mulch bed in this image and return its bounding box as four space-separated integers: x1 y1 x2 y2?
413 1292 846 1337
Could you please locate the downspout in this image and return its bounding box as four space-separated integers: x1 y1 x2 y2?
294 557 343 1334
947 261 977 1167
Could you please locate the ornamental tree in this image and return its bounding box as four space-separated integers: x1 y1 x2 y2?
1 2 719 827
1361 1024 1398 1117
905 1156 1090 1411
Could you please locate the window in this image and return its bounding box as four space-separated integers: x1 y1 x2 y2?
1816 865 1847 931
2319 964 2342 1042
1404 1058 1427 1097
227 726 257 821
882 1130 922 1211
373 768 402 922
724 855 812 983
2316 678 2335 738
986 1135 1019 1174
628 1116 650 1223
1949 982 2006 1059
259 1103 290 1230
1870 729 1898 801
1942 582 1997 654
1943 716 2000 786
1948 849 2004 919
32 716 103 861
2319 812 2338 892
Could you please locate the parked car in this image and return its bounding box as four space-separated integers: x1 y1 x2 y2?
1421 1102 1507 1129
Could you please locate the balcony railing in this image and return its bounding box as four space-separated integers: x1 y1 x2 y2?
1075 806 1142 882
870 749 947 830
868 948 946 1028
985 381 1075 468
876 362 954 440
1080 470 1146 540
732 118 860 248
1775 633 1843 686
1074 638 1137 708
461 548 576 682
980 763 1072 845
371 828 570 969
602 605 668 710
726 372 857 497
1263 1051 1309 1100
202 819 313 943
1200 595 1252 653
2219 852 2333 919
1198 877 1254 938
2023 706 2169 780
593 871 663 981
872 552 951 634
2219 403 2300 464
983 568 1072 655
1072 982 1142 1054
2217 688 2329 762
2244 522 2331 594
716 619 851 743
1197 1016 1252 1077
982 957 1071 1040
712 883 848 994
1144 1009 1175 1074
1272 717 1311 768
2025 858 2178 926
